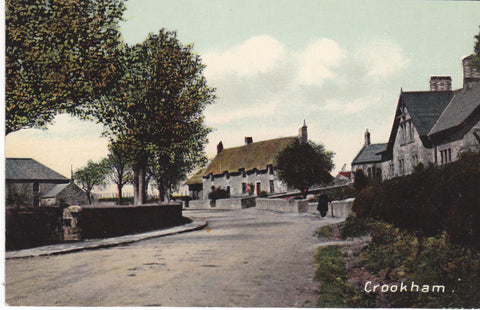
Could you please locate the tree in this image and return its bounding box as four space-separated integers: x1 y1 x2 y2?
473 26 480 71
275 139 334 198
5 0 125 135
105 142 132 205
353 169 369 192
74 159 109 205
92 30 215 205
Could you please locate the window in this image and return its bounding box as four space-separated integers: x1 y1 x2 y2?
399 159 405 175
269 180 275 193
367 167 372 177
440 149 452 164
226 186 230 195
256 182 261 195
241 182 246 194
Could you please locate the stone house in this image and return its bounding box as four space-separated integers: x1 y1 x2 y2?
6 158 70 207
351 129 388 178
200 123 309 199
352 55 480 179
41 181 89 207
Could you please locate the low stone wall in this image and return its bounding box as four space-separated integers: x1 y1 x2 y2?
187 200 213 209
63 203 185 240
256 198 309 213
307 198 354 218
188 197 256 210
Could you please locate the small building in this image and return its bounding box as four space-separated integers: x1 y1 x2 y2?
184 168 205 200
6 158 70 207
41 181 89 207
201 123 309 199
351 129 388 178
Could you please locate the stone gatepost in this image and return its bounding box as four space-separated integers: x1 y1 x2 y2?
63 205 82 241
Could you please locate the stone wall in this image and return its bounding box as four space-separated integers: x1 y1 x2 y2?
188 197 256 210
62 204 185 240
307 198 354 218
256 198 309 213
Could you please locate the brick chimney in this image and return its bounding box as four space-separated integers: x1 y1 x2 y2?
364 129 371 146
217 141 223 154
430 76 452 91
244 137 253 145
298 120 308 142
462 55 480 89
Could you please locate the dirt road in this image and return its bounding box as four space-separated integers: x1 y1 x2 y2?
5 208 343 307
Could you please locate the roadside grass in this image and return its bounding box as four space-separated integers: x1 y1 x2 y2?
315 224 335 238
314 245 375 308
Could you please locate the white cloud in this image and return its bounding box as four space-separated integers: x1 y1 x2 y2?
203 35 286 78
321 96 381 114
296 38 345 85
357 38 408 79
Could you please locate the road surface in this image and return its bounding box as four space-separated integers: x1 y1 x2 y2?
5 208 343 307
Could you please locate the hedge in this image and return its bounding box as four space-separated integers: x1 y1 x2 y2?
353 151 480 249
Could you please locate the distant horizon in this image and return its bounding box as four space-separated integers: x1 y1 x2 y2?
6 0 480 196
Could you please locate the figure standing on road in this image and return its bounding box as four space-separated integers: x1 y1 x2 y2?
317 194 329 217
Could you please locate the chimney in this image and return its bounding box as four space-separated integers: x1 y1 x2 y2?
430 76 452 91
462 55 480 89
298 120 308 142
217 141 223 154
364 129 371 146
244 137 253 145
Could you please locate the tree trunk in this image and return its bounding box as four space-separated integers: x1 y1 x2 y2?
86 190 92 205
157 181 165 204
138 166 145 205
116 183 123 205
133 164 139 206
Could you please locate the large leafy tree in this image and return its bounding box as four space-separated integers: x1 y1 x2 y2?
74 159 109 205
94 30 215 205
275 139 334 198
5 0 125 135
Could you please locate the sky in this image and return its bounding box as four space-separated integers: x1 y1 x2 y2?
5 0 480 195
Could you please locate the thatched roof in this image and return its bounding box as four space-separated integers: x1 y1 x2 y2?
185 168 205 185
203 137 297 176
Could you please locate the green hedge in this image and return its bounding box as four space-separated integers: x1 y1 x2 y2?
353 151 480 249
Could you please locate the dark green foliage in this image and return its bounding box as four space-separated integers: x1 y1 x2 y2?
353 151 480 249
275 139 334 198
314 245 375 308
258 190 269 198
353 169 369 192
316 224 335 238
74 159 110 205
473 26 480 71
360 221 480 308
208 188 230 201
340 215 372 239
91 29 214 204
6 0 125 134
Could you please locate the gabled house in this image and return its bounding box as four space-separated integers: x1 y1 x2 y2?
352 55 480 180
41 181 89 207
428 82 480 164
201 123 308 199
351 129 388 178
6 158 70 207
382 88 455 178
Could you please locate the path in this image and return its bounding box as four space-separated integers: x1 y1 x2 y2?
5 208 344 307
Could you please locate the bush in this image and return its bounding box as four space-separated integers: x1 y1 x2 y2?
353 151 480 249
360 221 480 308
258 190 269 198
208 187 230 200
340 215 372 239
